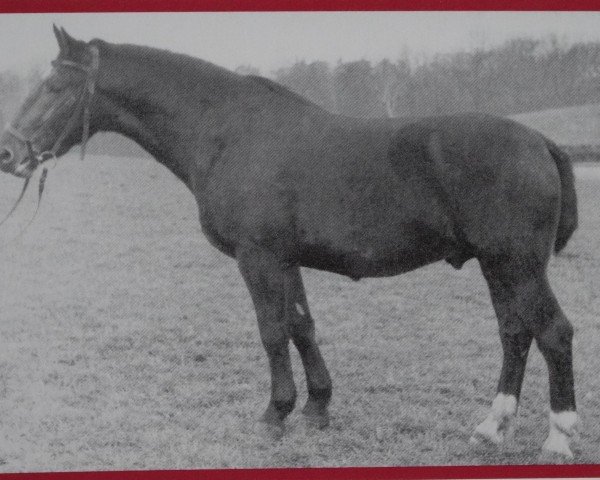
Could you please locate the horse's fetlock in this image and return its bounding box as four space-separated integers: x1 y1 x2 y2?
308 385 332 404
273 397 296 418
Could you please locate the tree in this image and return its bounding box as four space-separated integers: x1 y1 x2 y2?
333 60 382 117
274 61 336 112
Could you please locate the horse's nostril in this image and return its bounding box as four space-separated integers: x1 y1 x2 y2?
0 148 14 164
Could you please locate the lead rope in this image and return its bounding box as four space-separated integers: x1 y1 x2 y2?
0 143 48 244
0 177 31 228
0 141 38 228
15 167 48 238
20 140 48 235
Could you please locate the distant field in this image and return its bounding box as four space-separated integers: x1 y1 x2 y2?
0 155 598 471
560 145 600 163
510 103 600 146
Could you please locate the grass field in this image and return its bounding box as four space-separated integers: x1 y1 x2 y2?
511 103 600 146
0 154 598 471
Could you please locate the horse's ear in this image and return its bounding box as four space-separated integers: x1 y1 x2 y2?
53 24 68 53
53 26 83 57
60 27 76 44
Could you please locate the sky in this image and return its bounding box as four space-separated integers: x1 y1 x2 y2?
0 12 600 76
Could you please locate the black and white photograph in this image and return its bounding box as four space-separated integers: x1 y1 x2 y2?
0 10 598 471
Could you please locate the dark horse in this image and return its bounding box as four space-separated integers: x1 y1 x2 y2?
0 27 579 460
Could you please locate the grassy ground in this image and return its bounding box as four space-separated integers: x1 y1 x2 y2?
0 155 598 471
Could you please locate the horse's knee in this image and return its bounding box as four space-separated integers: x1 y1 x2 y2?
289 302 313 331
262 335 289 356
291 324 315 351
290 308 319 353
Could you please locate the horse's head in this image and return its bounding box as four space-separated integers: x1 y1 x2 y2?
0 26 99 178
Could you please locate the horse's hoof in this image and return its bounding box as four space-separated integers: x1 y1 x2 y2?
469 432 500 449
470 394 516 449
302 402 330 430
538 447 574 464
303 411 330 430
539 410 578 463
255 419 285 441
540 433 575 462
469 417 512 448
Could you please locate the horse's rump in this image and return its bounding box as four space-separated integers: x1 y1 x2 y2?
387 115 568 261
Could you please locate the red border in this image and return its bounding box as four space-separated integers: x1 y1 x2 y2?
1 0 600 12
0 465 598 479
1 1 600 479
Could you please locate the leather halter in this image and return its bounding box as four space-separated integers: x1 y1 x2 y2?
5 45 100 167
0 46 99 233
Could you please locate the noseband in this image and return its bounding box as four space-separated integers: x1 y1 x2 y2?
6 45 100 167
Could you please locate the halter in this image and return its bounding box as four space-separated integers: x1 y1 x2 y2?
6 45 100 167
0 46 99 233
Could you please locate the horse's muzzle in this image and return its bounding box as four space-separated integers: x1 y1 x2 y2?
0 153 33 179
0 147 20 175
0 147 13 168
0 142 35 178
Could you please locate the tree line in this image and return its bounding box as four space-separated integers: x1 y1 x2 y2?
269 37 600 118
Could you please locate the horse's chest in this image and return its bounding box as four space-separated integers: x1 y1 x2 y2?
197 202 237 257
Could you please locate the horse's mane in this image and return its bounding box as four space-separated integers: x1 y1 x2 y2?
91 39 321 110
244 75 319 108
91 39 239 82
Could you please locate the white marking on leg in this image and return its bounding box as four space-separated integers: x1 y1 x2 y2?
470 393 517 445
295 303 305 316
542 410 579 458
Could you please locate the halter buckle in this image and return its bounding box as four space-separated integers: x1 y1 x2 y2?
39 150 58 166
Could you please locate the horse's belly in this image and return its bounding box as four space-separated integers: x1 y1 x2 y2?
298 227 455 279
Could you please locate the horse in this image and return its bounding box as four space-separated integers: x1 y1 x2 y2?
0 26 579 461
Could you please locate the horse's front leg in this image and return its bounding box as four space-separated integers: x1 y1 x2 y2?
237 243 297 437
285 267 332 429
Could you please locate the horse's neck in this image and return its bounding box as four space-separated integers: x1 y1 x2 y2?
96 45 246 185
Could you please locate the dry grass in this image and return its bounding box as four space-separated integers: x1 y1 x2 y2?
0 155 598 472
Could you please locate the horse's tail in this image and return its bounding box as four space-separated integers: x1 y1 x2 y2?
546 139 578 253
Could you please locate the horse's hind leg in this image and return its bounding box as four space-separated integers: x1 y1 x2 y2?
285 267 332 429
237 244 297 437
473 256 578 459
470 259 534 446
